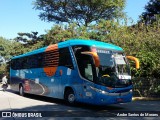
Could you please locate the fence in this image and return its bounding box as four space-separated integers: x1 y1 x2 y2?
132 77 160 98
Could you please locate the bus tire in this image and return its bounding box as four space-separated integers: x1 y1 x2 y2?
19 85 24 96
65 89 75 104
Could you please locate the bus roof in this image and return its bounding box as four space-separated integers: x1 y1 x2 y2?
59 39 123 50
12 39 123 59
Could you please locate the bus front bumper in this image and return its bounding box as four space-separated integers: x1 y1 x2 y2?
94 90 132 105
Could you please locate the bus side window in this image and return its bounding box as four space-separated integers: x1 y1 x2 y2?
16 59 22 70
11 58 25 70
59 47 74 69
85 64 93 81
22 57 28 69
28 53 43 68
11 59 19 70
72 45 94 82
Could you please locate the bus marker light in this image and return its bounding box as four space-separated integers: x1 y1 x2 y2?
117 98 123 102
79 94 83 97
107 87 113 90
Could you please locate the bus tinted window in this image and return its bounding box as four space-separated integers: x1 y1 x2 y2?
11 47 73 70
59 47 73 69
11 53 44 70
27 53 44 68
72 45 94 81
11 58 22 70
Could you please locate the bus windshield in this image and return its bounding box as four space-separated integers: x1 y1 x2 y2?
72 45 132 88
96 48 131 88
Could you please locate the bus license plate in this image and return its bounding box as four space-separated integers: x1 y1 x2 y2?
117 98 123 102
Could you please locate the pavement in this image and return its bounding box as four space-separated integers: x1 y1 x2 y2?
0 83 11 91
132 97 160 101
0 85 160 120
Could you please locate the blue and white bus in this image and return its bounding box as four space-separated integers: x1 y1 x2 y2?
10 39 139 105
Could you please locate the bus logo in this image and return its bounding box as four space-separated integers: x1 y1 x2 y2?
2 112 11 117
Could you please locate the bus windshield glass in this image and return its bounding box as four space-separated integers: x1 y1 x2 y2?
96 48 131 88
114 53 130 76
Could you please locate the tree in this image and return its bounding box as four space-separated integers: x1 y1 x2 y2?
33 0 125 26
141 0 160 24
15 31 45 45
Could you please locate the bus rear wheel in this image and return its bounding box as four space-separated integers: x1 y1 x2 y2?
65 89 75 104
19 85 24 96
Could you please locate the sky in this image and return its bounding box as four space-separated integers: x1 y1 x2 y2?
0 0 150 39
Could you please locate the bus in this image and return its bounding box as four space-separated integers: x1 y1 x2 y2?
10 39 139 105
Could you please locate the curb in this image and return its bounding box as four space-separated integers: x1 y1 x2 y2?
132 97 160 101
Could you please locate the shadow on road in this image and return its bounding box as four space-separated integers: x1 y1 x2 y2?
10 90 123 109
5 90 160 117
5 89 125 117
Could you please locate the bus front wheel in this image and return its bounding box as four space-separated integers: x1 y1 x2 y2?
19 85 24 96
65 89 75 104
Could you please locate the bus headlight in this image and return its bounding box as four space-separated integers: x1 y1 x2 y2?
90 86 108 95
129 89 132 93
101 90 107 94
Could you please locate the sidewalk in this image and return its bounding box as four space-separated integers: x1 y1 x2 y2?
132 97 160 101
0 83 10 91
0 83 2 90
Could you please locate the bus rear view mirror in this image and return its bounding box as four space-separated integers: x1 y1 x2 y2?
81 51 100 67
126 56 140 69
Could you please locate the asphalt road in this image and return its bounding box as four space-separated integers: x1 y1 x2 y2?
0 87 160 120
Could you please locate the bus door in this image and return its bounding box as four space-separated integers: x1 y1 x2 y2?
83 79 96 101
79 56 96 101
72 45 96 101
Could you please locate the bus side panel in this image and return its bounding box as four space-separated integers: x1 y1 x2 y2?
10 67 77 99
10 68 50 95
10 43 84 100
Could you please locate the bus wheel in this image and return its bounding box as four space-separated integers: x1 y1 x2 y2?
19 85 24 96
65 89 75 104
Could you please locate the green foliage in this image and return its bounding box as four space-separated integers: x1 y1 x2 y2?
132 77 160 97
0 64 6 74
0 36 44 74
143 0 160 16
0 37 21 61
33 0 125 26
0 37 19 73
15 31 45 46
141 0 160 24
